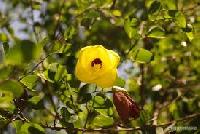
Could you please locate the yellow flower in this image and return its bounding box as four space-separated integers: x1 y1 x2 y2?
75 45 120 88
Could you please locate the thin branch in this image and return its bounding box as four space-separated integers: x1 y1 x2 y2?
42 125 141 132
139 64 145 108
156 112 200 128
152 95 181 125
110 0 117 9
18 111 30 123
125 39 138 56
18 54 51 81
53 0 66 39
83 103 89 130
125 21 146 56
82 85 98 133
42 112 200 132
44 80 61 127
152 87 190 125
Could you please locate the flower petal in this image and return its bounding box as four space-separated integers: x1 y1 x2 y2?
75 45 120 88
75 59 95 83
79 45 110 70
94 69 117 88
76 45 111 80
107 50 120 68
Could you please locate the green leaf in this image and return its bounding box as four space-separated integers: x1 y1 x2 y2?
20 123 45 134
124 18 138 39
54 64 67 81
12 120 23 134
114 77 125 87
85 10 100 18
175 12 186 28
169 102 180 119
94 95 105 106
0 119 9 129
64 26 76 41
92 114 113 127
148 1 161 14
147 26 165 39
32 1 41 10
77 84 92 104
0 80 24 97
186 32 194 41
0 33 8 42
162 0 177 10
28 95 42 105
5 40 42 65
145 0 155 8
139 104 153 125
0 66 11 79
104 99 113 108
111 10 122 17
94 93 113 109
0 91 15 111
60 107 71 125
20 75 38 89
40 63 68 83
131 48 153 63
87 110 100 124
76 0 90 9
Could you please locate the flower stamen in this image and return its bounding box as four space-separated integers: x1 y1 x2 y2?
91 58 102 68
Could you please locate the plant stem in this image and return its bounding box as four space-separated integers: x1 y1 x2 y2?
82 85 98 134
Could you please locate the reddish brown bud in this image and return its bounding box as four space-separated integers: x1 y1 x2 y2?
113 91 140 121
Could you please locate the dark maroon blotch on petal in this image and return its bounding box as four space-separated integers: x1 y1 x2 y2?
91 58 102 68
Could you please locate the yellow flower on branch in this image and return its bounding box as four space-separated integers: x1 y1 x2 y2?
75 45 120 88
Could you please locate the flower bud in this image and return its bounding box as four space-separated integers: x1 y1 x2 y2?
113 91 140 121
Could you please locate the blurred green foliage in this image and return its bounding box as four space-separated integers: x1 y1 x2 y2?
0 0 200 133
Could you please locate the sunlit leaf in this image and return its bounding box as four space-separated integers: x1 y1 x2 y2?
20 75 38 89
114 77 125 87
0 80 23 97
40 63 68 83
28 95 42 105
131 48 153 63
147 26 165 39
0 91 15 111
0 33 8 43
92 113 113 127
139 104 153 125
175 12 186 28
12 120 23 134
124 18 139 39
64 26 76 41
20 123 45 134
145 0 155 8
162 0 177 10
112 10 122 17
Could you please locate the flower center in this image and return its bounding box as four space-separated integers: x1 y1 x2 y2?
91 58 102 69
